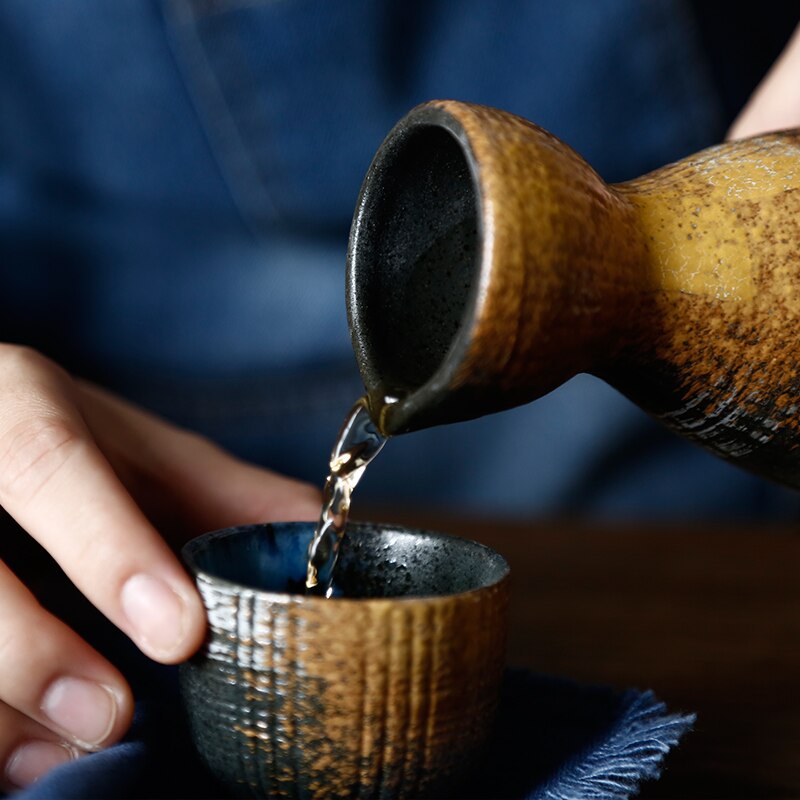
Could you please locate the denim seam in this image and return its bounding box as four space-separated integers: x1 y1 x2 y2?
159 0 278 235
185 0 285 20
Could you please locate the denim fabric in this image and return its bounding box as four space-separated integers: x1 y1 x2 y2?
1 0 799 519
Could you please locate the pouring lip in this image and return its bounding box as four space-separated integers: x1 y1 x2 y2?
346 100 489 434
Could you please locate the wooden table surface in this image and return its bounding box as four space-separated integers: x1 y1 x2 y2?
358 509 800 799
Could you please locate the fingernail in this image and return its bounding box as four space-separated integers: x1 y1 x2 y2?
121 574 188 658
6 741 76 788
41 678 117 749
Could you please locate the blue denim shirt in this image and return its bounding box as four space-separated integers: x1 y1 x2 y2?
1 0 798 518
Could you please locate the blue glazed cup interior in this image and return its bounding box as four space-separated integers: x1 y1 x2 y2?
182 521 509 599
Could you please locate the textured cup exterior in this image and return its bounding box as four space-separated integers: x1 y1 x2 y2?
181 546 510 799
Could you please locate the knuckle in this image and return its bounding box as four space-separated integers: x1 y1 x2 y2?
0 415 82 503
64 532 109 577
0 628 19 669
0 630 30 670
0 613 53 677
0 345 52 378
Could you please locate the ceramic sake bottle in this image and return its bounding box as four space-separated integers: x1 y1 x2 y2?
345 100 800 487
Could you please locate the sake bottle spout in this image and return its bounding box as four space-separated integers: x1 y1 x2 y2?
346 100 646 435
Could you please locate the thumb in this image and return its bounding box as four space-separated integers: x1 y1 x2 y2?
728 23 800 140
76 381 320 538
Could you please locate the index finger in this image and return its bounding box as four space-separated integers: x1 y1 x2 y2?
0 348 205 663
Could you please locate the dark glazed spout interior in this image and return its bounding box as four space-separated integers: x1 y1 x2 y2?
347 105 483 435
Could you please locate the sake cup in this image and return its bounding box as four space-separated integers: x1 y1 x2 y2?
179 521 510 799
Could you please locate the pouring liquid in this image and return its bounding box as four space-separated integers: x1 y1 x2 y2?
305 396 388 596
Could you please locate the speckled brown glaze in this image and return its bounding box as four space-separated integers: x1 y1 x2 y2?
180 523 510 800
613 135 800 484
347 100 800 486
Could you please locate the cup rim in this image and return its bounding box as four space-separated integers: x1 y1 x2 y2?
182 520 511 606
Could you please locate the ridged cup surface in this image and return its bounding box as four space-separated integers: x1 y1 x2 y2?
180 522 510 799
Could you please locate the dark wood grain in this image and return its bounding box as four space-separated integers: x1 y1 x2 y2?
357 508 800 799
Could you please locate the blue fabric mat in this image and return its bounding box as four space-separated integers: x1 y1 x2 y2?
16 668 694 800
